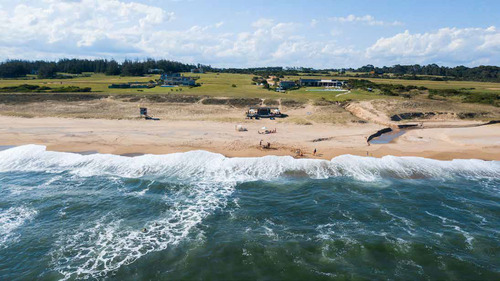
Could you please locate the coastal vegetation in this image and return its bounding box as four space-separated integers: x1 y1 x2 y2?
0 84 91 93
0 72 499 106
0 59 210 78
0 58 498 108
0 66 499 123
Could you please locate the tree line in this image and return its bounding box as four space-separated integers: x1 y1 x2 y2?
0 59 212 79
1 58 499 82
347 64 500 82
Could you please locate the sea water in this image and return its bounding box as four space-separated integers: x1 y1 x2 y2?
0 145 499 280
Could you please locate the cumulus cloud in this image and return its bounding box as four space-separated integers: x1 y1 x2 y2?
140 17 355 67
0 0 173 58
330 14 402 26
366 26 500 65
0 1 498 68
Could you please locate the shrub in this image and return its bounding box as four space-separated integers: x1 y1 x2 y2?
463 93 499 106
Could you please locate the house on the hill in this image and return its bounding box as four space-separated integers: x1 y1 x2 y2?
276 80 296 91
299 79 344 87
161 73 196 86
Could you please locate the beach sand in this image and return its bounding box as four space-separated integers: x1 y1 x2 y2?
1 115 499 160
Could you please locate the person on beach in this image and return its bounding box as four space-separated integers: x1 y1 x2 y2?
260 139 263 146
313 148 317 156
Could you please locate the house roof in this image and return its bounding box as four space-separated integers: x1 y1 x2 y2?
249 107 279 110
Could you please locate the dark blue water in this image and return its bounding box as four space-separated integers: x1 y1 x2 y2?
0 145 499 280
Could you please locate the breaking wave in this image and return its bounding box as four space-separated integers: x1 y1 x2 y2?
1 145 499 280
0 145 498 182
0 206 37 248
50 181 233 280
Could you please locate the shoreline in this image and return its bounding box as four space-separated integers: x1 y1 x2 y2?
3 144 500 162
1 116 499 161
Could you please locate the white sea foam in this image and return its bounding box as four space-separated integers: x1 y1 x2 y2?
1 145 498 279
0 206 37 248
0 145 498 182
51 181 234 280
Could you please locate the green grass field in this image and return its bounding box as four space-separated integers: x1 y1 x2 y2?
284 75 500 91
1 72 499 103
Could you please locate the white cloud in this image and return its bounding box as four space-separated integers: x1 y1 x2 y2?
330 14 402 26
251 18 275 29
139 17 356 67
366 26 500 65
0 1 497 68
0 0 173 57
270 22 297 40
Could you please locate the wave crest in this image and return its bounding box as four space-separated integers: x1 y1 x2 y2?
0 145 498 182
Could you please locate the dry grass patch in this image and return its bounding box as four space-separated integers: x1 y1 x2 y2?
284 117 313 125
308 106 363 124
371 98 500 121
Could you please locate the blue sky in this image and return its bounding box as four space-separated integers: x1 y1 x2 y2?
0 0 499 68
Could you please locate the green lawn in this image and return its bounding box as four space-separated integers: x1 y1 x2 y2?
283 75 500 94
1 72 499 102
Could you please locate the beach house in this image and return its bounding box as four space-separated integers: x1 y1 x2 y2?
161 73 196 86
299 79 344 87
278 80 296 90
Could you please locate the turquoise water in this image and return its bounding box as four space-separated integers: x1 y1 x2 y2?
370 130 406 144
0 145 499 280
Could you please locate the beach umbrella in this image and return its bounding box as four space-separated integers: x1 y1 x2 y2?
261 127 267 130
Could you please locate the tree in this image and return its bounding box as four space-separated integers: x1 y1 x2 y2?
105 60 121 75
121 60 145 76
0 61 29 78
37 63 57 79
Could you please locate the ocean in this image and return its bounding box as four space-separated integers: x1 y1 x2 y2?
0 145 499 280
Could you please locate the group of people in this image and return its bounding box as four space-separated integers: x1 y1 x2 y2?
295 148 317 157
258 128 277 134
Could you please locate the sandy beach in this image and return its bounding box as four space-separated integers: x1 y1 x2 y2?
1 115 499 160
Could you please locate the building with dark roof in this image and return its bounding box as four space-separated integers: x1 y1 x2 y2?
161 73 196 86
276 80 296 91
299 79 344 87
